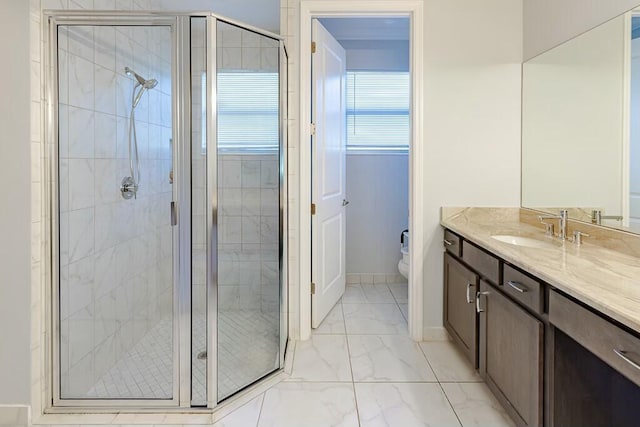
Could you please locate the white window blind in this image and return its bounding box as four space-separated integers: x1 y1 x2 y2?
217 72 279 151
346 71 410 151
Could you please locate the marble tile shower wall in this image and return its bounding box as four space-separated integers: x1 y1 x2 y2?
57 23 173 396
218 153 280 313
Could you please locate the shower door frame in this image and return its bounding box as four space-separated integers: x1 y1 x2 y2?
44 10 288 411
46 12 192 408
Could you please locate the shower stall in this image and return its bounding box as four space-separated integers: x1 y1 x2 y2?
47 11 287 408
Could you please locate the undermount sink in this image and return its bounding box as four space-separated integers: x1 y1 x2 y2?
491 234 555 249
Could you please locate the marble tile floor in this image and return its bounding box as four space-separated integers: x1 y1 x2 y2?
211 281 514 427
46 282 514 427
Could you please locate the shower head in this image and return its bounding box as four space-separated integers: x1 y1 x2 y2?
125 66 158 108
125 66 158 89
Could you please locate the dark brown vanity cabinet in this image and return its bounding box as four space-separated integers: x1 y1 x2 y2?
442 227 640 427
478 281 543 427
443 252 478 367
549 290 640 427
443 230 542 427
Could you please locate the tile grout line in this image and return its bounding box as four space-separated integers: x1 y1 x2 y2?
438 381 465 427
418 302 467 427
419 338 486 427
254 391 266 427
418 341 442 384
342 298 362 426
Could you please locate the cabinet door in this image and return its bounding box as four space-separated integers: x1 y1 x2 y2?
479 281 543 427
444 253 478 367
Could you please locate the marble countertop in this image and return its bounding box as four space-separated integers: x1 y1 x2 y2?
441 207 640 333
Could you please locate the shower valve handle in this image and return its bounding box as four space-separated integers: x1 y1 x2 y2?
121 177 138 200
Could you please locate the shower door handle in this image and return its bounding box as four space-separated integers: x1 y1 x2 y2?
170 201 177 226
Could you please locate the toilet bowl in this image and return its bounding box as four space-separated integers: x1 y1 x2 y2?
398 230 409 279
398 248 409 279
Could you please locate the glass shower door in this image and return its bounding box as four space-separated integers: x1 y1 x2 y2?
215 21 282 401
56 22 176 402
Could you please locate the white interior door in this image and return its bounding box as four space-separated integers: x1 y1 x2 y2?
311 20 347 328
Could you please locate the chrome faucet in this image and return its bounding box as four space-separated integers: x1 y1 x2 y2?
538 210 569 240
591 210 623 225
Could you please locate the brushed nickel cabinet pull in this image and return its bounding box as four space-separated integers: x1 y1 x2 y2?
614 349 640 371
466 283 474 304
507 280 528 293
476 291 490 313
443 239 453 246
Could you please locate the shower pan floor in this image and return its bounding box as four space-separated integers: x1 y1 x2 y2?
85 310 279 403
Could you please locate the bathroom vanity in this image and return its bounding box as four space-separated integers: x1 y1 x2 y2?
441 208 640 427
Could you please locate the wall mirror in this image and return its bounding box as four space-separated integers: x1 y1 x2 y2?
521 6 640 233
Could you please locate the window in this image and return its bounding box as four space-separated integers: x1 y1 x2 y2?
216 72 280 152
346 71 410 151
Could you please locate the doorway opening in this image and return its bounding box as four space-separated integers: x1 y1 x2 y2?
299 1 425 342
311 17 411 332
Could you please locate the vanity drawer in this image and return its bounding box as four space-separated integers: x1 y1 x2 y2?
549 290 640 388
502 264 543 314
443 230 461 256
462 241 499 284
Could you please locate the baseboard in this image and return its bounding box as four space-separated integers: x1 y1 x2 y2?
0 405 29 427
422 327 450 342
346 273 406 284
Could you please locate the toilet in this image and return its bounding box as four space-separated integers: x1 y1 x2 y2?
398 230 409 279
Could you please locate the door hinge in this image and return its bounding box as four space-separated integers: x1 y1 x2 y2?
311 282 316 294
310 123 316 136
311 41 316 53
311 203 316 215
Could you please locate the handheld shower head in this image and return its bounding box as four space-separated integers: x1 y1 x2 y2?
144 78 158 89
125 67 158 89
125 66 158 107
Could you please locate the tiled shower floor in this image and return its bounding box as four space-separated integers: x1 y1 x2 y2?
86 310 279 402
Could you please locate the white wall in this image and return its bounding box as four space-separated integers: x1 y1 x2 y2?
346 154 408 276
155 0 280 33
0 0 32 406
522 16 625 217
421 0 522 332
340 40 409 72
524 0 640 60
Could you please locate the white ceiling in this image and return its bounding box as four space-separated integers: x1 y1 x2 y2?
155 0 280 33
319 18 410 41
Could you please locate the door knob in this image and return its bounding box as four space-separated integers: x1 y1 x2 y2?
342 199 350 206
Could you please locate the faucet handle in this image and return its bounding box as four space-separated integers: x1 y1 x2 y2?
572 230 590 246
541 221 554 236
